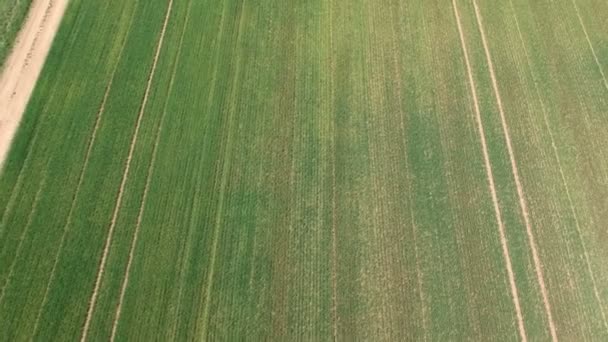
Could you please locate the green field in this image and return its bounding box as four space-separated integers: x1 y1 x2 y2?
0 0 33 66
1 0 607 340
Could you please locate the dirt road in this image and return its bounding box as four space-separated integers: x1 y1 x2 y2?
0 0 69 169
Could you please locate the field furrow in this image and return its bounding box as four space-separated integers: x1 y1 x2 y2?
1 0 607 340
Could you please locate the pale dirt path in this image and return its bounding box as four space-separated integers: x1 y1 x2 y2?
470 1 558 340
0 0 69 169
451 1 527 340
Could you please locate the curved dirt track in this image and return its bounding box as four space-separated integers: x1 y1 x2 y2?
0 0 69 169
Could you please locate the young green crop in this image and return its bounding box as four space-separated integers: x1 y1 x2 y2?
0 0 33 67
1 0 607 340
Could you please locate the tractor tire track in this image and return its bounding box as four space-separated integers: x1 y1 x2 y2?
29 3 138 336
110 0 192 339
79 0 175 339
510 0 608 331
451 1 527 340
470 1 557 339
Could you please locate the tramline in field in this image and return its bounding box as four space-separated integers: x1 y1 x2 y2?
0 0 607 340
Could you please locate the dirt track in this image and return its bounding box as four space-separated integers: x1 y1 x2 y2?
0 0 69 168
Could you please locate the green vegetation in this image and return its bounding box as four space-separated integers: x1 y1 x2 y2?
0 0 33 66
0 0 31 62
1 0 607 340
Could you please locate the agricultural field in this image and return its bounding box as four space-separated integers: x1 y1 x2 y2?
0 0 33 65
0 0 607 340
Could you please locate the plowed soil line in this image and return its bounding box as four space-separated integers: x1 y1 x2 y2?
0 0 69 169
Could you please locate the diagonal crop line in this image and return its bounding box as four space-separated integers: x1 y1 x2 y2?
0 171 47 305
169 0 219 333
79 0 175 340
189 0 229 337
110 0 193 339
451 1 527 340
2 0 23 42
29 2 139 337
388 2 428 337
570 0 608 92
470 1 557 340
177 0 232 337
510 0 608 331
198 1 248 338
1 0 55 236
327 0 339 339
